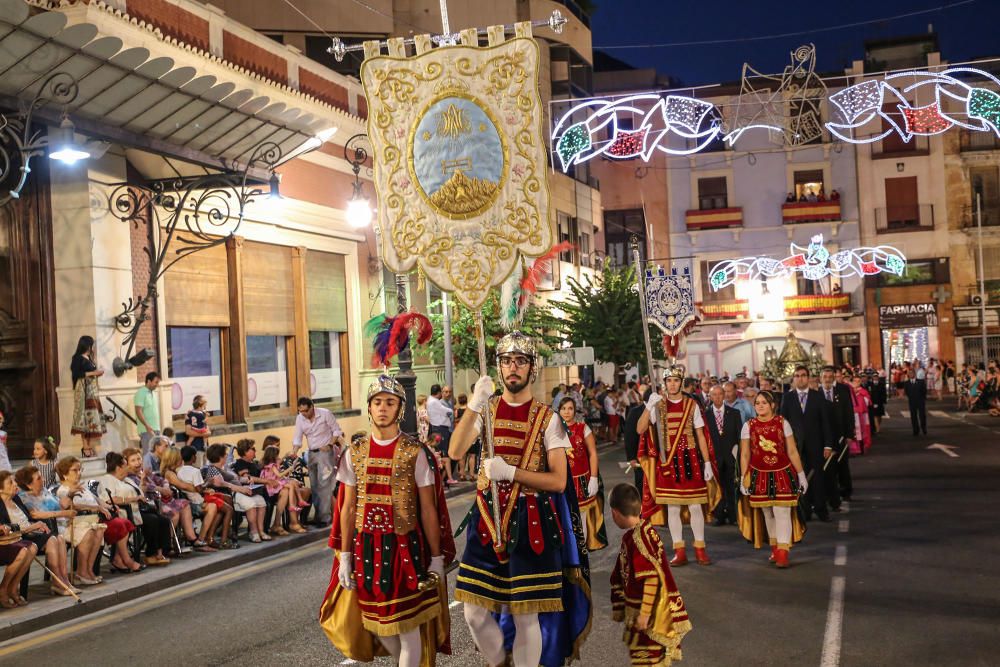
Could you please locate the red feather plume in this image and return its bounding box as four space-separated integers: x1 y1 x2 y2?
519 241 575 305
386 311 433 361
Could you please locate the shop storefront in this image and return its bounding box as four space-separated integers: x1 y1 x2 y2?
877 303 941 368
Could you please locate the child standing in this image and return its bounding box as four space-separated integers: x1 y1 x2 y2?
610 483 691 667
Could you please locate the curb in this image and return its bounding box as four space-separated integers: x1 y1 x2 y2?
0 529 328 642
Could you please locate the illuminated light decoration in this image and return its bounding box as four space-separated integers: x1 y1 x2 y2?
607 127 649 158
827 67 1000 144
968 87 1000 135
724 44 828 147
898 101 953 135
708 234 906 291
550 93 721 172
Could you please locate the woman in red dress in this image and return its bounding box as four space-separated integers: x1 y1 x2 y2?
738 391 807 568
558 397 607 551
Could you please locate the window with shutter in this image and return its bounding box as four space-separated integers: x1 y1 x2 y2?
243 242 294 336
697 177 728 210
163 239 230 327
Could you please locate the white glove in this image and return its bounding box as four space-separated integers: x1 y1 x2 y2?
739 483 750 496
428 554 445 578
797 471 809 495
483 456 516 482
702 465 714 482
337 552 355 590
587 476 599 497
731 445 739 459
645 392 663 413
469 375 495 414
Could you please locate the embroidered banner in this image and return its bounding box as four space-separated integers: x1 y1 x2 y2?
360 26 552 310
644 266 697 336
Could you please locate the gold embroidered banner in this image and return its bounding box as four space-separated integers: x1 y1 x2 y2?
360 26 552 310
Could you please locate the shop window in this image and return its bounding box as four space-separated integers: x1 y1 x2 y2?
309 331 343 403
697 177 728 210
247 335 289 412
167 327 224 418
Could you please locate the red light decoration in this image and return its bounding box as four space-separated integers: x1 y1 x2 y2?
607 127 648 158
899 102 952 136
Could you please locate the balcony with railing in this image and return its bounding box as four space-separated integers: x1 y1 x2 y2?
959 130 1000 152
782 200 842 224
875 204 935 233
960 203 1000 229
686 207 743 230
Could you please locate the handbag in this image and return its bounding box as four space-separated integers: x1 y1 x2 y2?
0 529 23 545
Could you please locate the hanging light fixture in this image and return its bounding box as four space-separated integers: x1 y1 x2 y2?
48 117 91 164
268 171 282 199
344 133 372 228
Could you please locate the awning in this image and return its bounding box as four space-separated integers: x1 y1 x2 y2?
0 0 343 170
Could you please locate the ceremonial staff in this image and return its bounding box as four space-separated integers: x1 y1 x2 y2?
474 312 504 548
630 235 666 464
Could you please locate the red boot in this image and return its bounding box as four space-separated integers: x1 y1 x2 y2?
670 548 688 566
694 546 712 566
775 548 790 568
768 544 778 563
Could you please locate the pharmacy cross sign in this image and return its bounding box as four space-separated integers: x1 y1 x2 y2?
932 285 951 304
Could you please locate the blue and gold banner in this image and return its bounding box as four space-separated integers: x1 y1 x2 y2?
361 26 552 310
645 266 697 336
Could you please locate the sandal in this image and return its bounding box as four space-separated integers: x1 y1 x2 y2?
0 598 16 610
260 533 273 541
271 527 289 536
289 524 307 534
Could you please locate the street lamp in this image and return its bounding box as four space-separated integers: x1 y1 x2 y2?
344 133 372 228
48 117 91 164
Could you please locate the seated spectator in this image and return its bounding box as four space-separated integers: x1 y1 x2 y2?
54 456 107 585
233 439 294 537
164 446 228 550
98 453 157 570
785 192 796 203
806 189 818 202
143 435 169 474
0 524 33 608
14 465 79 596
798 191 808 202
204 443 268 543
273 436 308 488
817 187 827 202
31 437 59 488
124 447 194 550
2 468 77 599
830 189 840 201
260 444 307 533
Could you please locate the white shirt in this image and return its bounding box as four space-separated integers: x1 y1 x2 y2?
177 465 205 503
336 435 434 488
426 396 453 428
603 396 616 415
98 474 142 525
292 407 344 450
741 419 793 440
470 400 572 452
648 397 705 429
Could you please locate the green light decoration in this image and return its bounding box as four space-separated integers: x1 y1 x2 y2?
885 254 905 276
555 123 591 171
969 88 1000 133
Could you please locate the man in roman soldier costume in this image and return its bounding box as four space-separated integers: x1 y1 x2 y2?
319 375 455 666
637 365 720 567
450 331 592 667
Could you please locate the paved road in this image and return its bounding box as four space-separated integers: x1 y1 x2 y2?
3 398 998 666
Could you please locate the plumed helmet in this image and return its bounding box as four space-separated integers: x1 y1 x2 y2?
495 331 537 360
367 374 406 404
663 364 686 381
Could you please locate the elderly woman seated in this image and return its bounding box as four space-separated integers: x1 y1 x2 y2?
99 452 168 568
0 524 34 609
6 467 78 597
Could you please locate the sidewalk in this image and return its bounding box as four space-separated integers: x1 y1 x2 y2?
0 526 328 642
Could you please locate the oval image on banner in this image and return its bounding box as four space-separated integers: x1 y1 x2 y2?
171 383 183 411
248 377 258 403
310 372 317 396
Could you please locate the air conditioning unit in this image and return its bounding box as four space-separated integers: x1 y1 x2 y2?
970 294 987 306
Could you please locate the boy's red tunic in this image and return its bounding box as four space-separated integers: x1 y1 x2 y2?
611 520 692 666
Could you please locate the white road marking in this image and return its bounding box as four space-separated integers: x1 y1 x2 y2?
820 575 847 667
834 544 848 566
900 410 910 419
929 410 951 419
340 660 357 665
838 520 849 533
927 443 960 458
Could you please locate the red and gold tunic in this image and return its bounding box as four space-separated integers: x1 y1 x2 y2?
350 435 440 636
744 416 800 508
611 520 691 666
640 397 715 508
567 421 608 552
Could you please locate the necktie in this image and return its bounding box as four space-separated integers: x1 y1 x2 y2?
826 388 833 401
799 392 807 409
716 408 723 433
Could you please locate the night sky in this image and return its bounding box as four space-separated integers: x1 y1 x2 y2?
589 0 1000 85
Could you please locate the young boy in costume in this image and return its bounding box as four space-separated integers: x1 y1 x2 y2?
610 483 692 667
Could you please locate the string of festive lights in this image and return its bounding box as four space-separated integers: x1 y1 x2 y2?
708 234 906 291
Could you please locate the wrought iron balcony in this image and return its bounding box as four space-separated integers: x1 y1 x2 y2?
875 204 935 233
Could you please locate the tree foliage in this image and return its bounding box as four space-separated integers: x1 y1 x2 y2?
555 260 662 376
427 291 564 374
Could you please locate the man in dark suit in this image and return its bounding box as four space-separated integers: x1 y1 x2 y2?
819 366 854 507
781 365 834 522
904 368 928 436
704 385 743 526
623 384 649 489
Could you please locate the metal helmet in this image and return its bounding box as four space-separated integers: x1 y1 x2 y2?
367 374 406 423
495 331 538 383
663 364 686 381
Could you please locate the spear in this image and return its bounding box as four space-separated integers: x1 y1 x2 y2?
631 236 666 464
